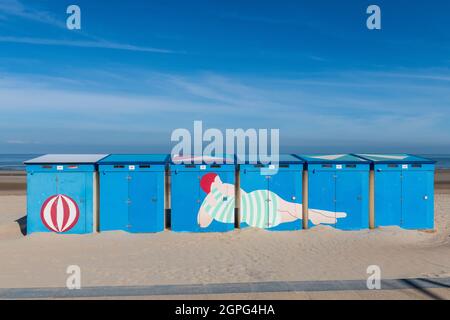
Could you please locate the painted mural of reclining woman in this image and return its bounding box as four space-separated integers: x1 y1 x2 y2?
197 173 347 229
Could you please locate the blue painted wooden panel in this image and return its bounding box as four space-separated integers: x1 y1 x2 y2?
402 170 434 229
308 168 336 229
26 171 93 234
268 169 302 231
308 164 369 230
27 164 95 173
57 172 89 234
239 167 268 229
335 171 369 230
99 169 165 233
129 171 164 233
374 170 402 227
171 169 235 232
26 172 57 234
99 164 166 172
99 171 129 231
171 164 233 172
240 164 303 231
170 171 201 232
374 164 434 230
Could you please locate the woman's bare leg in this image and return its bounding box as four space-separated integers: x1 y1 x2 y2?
308 209 347 225
276 197 347 225
277 198 303 223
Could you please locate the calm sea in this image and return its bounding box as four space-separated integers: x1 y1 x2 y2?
1 154 450 171
423 154 450 169
0 154 41 171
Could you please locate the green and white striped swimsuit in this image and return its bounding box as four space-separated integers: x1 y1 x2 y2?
201 186 235 224
201 186 281 229
240 190 280 228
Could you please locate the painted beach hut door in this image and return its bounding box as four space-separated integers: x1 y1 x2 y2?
373 169 402 226
335 169 366 230
308 169 336 221
355 154 435 230
128 172 159 232
309 166 368 230
374 167 433 229
100 170 161 232
402 170 433 229
170 163 235 233
26 154 107 235
239 167 269 229
27 171 88 233
240 165 303 231
170 170 202 231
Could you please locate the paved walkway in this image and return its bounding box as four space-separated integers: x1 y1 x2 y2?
1 277 449 299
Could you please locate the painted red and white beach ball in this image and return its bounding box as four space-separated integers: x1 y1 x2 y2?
40 195 80 233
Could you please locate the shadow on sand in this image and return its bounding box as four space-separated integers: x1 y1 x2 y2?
15 215 26 236
401 278 450 300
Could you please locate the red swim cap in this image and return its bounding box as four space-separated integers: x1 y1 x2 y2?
200 173 218 194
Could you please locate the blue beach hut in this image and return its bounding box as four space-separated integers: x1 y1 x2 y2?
355 154 435 230
25 154 107 234
238 154 304 231
98 154 168 233
298 154 370 230
170 155 236 232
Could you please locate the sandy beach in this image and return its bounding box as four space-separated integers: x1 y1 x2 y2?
0 170 449 299
0 171 26 196
435 169 450 194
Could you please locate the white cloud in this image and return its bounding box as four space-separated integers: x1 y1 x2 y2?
0 69 449 148
0 0 64 28
0 0 180 54
0 36 178 54
5 139 29 144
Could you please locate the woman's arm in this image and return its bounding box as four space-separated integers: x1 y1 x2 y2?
197 205 214 228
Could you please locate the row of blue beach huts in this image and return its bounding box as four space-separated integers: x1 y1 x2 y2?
24 153 435 234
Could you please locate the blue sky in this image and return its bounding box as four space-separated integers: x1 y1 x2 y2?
0 0 449 153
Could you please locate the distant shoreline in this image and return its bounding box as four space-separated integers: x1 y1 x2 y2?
1 169 449 196
1 154 450 171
